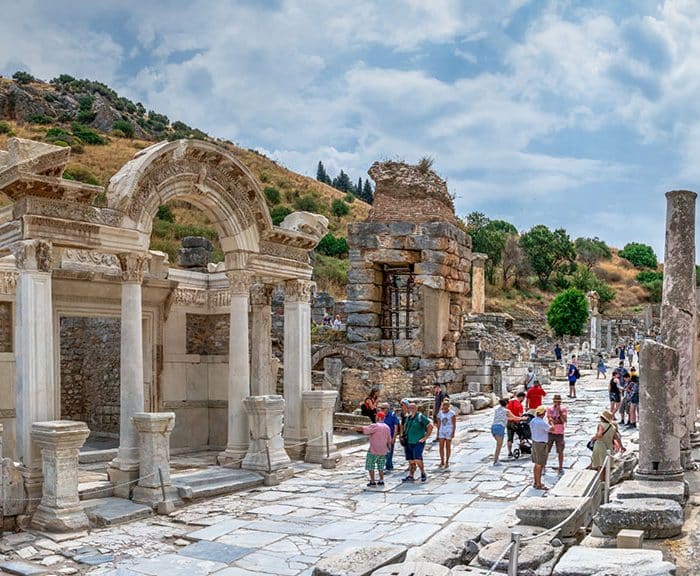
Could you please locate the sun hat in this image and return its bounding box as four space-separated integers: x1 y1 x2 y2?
553 394 562 401
401 398 409 406
536 406 546 416
601 409 614 423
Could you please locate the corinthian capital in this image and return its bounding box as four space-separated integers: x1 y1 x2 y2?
226 271 253 296
11 240 53 272
117 252 150 283
250 281 274 306
284 279 315 303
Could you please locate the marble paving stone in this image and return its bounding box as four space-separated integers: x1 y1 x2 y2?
245 519 321 535
187 519 252 541
378 521 442 546
249 504 300 515
0 560 47 575
217 530 288 548
233 550 304 576
214 568 275 576
128 553 227 576
179 541 253 563
308 519 378 540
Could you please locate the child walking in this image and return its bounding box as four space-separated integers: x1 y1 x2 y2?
436 398 456 469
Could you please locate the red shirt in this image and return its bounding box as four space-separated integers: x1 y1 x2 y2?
506 399 523 422
526 386 547 410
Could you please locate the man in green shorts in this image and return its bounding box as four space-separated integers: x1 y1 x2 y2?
402 403 433 483
358 411 392 487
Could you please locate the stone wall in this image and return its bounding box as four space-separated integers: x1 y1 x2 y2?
0 301 11 353
59 317 120 435
186 313 229 355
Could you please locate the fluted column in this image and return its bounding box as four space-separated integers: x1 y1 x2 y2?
283 279 314 458
250 281 275 396
660 190 697 467
109 252 149 496
218 272 253 467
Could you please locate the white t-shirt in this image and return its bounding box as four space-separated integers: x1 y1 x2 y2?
437 409 456 439
493 405 508 428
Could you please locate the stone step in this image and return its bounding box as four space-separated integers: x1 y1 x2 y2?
553 546 675 575
611 480 688 506
79 480 114 501
593 497 683 539
79 448 118 464
83 497 153 527
171 467 264 500
515 496 593 537
550 469 599 499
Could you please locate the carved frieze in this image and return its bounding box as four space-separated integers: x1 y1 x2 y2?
62 249 120 270
13 196 123 227
0 272 18 294
284 279 315 303
208 289 231 309
10 239 53 272
260 240 310 263
173 288 207 307
117 253 150 283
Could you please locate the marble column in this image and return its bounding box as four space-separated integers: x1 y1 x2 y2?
660 190 697 466
11 240 55 508
250 282 275 396
109 253 149 496
242 395 291 484
471 253 487 314
302 390 339 466
635 340 684 481
132 412 180 512
283 279 315 458
30 420 90 532
218 272 253 467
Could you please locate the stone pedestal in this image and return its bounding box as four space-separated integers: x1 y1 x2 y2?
132 412 180 511
219 272 252 467
241 395 291 483
660 190 697 468
29 420 90 532
590 315 598 352
284 279 315 458
302 390 339 465
12 240 56 472
250 282 275 396
109 253 149 497
635 340 684 481
471 253 487 314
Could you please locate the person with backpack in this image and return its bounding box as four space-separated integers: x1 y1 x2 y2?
567 356 579 399
522 367 536 391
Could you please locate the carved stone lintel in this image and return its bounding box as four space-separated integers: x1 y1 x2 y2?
173 288 207 307
226 271 253 296
0 272 18 294
117 253 150 283
250 282 274 306
284 279 315 303
10 239 53 272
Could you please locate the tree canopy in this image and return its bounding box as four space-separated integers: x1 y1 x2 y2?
547 288 589 336
574 236 612 269
519 225 575 289
619 242 657 269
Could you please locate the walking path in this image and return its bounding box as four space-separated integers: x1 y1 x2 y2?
0 371 635 576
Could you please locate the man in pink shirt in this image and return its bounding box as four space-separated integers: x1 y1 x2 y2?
546 394 568 475
358 411 392 487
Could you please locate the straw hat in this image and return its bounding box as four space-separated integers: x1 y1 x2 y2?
601 409 614 423
536 406 547 416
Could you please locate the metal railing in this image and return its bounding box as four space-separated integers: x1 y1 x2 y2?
487 450 612 576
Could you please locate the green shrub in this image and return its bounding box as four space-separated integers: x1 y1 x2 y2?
27 114 53 125
546 288 589 336
45 127 70 141
52 140 70 147
12 71 35 84
62 166 100 186
112 119 134 138
71 123 106 145
316 233 349 257
151 218 217 242
643 279 663 302
70 143 84 154
314 254 349 287
331 198 350 217
77 110 96 124
0 121 12 134
344 193 355 203
78 95 94 111
263 186 281 205
270 205 293 226
294 194 321 213
636 270 663 284
156 205 174 223
259 171 270 183
619 242 657 269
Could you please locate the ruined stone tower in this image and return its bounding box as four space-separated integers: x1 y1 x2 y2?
345 161 472 394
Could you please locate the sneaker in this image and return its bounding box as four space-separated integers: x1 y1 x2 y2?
402 475 414 482
377 480 385 486
493 461 502 466
421 473 427 482
558 469 565 476
367 481 377 487
385 467 394 472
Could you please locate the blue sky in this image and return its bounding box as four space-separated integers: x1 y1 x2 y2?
3 0 700 257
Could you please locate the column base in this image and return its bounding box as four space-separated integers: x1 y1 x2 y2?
635 468 685 482
242 439 291 473
18 465 43 514
284 438 307 461
305 442 339 464
108 462 140 498
690 432 700 449
132 484 182 512
262 468 294 487
30 503 89 532
218 448 246 468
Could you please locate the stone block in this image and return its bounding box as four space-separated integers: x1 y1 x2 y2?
312 544 407 576
612 480 688 506
404 522 484 567
178 246 211 268
552 546 675 576
380 339 423 357
387 222 420 236
515 496 592 537
467 382 481 393
181 236 212 249
414 262 452 277
471 396 492 411
458 401 472 415
347 313 380 328
347 284 381 302
343 300 382 314
347 327 383 343
617 529 644 549
348 267 380 284
550 470 600 501
372 562 450 576
593 498 683 539
477 540 556 572
415 275 445 290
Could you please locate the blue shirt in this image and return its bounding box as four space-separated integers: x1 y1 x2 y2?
530 416 551 443
383 410 400 439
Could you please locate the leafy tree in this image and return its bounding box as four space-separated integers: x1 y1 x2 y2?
12 70 35 84
465 212 518 284
575 236 612 269
636 270 663 284
112 120 134 138
270 205 293 225
619 242 657 269
568 265 615 306
331 198 350 217
502 235 529 288
636 270 663 302
263 186 281 205
332 170 353 194
316 233 349 257
156 205 174 223
547 288 589 336
316 161 331 185
294 194 320 213
360 180 374 204
71 123 106 145
520 225 576 289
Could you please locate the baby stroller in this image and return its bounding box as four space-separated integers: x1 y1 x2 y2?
512 412 534 459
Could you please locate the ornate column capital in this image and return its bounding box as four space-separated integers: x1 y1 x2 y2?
117 253 150 283
250 281 274 306
284 279 315 303
226 271 253 296
11 240 53 273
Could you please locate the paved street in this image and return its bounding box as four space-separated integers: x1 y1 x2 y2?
0 370 634 575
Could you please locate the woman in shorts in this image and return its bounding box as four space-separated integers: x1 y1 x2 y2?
436 398 457 469
491 398 522 465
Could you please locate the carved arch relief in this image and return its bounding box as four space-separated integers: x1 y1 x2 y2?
107 139 272 253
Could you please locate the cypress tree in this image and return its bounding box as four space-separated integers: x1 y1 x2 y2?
316 161 330 184
361 180 374 204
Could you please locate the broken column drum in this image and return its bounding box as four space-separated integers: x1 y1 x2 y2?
659 190 697 466
302 389 339 464
241 395 291 473
635 340 684 481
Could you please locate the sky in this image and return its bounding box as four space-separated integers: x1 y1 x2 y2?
2 0 700 258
